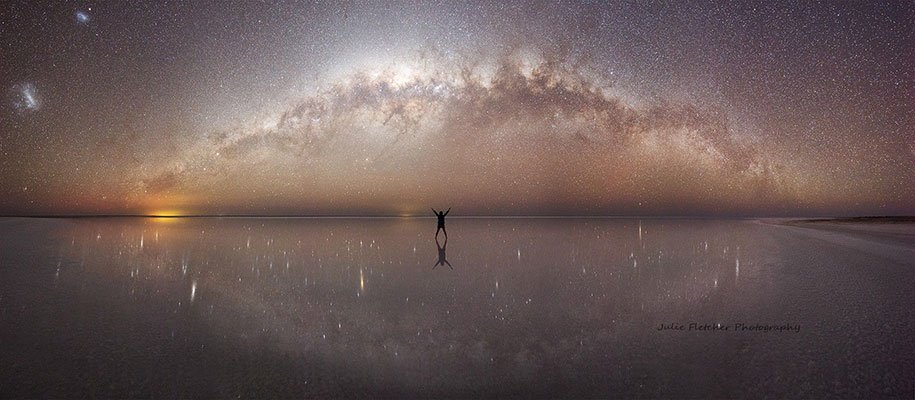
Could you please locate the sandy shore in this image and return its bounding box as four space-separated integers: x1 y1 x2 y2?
761 218 915 264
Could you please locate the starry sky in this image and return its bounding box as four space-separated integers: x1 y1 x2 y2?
1 1 913 216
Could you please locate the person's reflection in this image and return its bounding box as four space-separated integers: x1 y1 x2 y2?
433 235 452 270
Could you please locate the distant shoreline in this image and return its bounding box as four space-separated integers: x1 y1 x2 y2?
0 215 912 222
783 216 915 225
0 215 756 219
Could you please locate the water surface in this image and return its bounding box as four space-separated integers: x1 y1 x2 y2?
1 217 912 397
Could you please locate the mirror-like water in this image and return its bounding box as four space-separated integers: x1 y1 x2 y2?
1 217 912 397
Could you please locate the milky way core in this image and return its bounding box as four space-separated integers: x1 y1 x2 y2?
1 1 912 216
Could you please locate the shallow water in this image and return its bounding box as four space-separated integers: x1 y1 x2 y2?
1 217 912 397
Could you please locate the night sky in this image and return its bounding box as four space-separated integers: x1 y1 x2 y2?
1 1 912 216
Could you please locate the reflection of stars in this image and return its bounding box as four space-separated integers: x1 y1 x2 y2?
13 83 40 112
75 10 91 25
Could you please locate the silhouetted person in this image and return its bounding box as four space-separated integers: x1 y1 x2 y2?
432 207 450 239
433 234 452 270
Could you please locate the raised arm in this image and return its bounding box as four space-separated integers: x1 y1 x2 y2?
431 208 437 215
444 207 451 216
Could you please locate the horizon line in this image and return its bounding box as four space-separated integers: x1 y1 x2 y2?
0 214 910 220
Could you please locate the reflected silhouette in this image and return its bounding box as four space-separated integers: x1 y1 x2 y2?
433 234 452 270
432 207 450 239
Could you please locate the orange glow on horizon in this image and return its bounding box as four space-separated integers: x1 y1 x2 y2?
148 209 186 218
